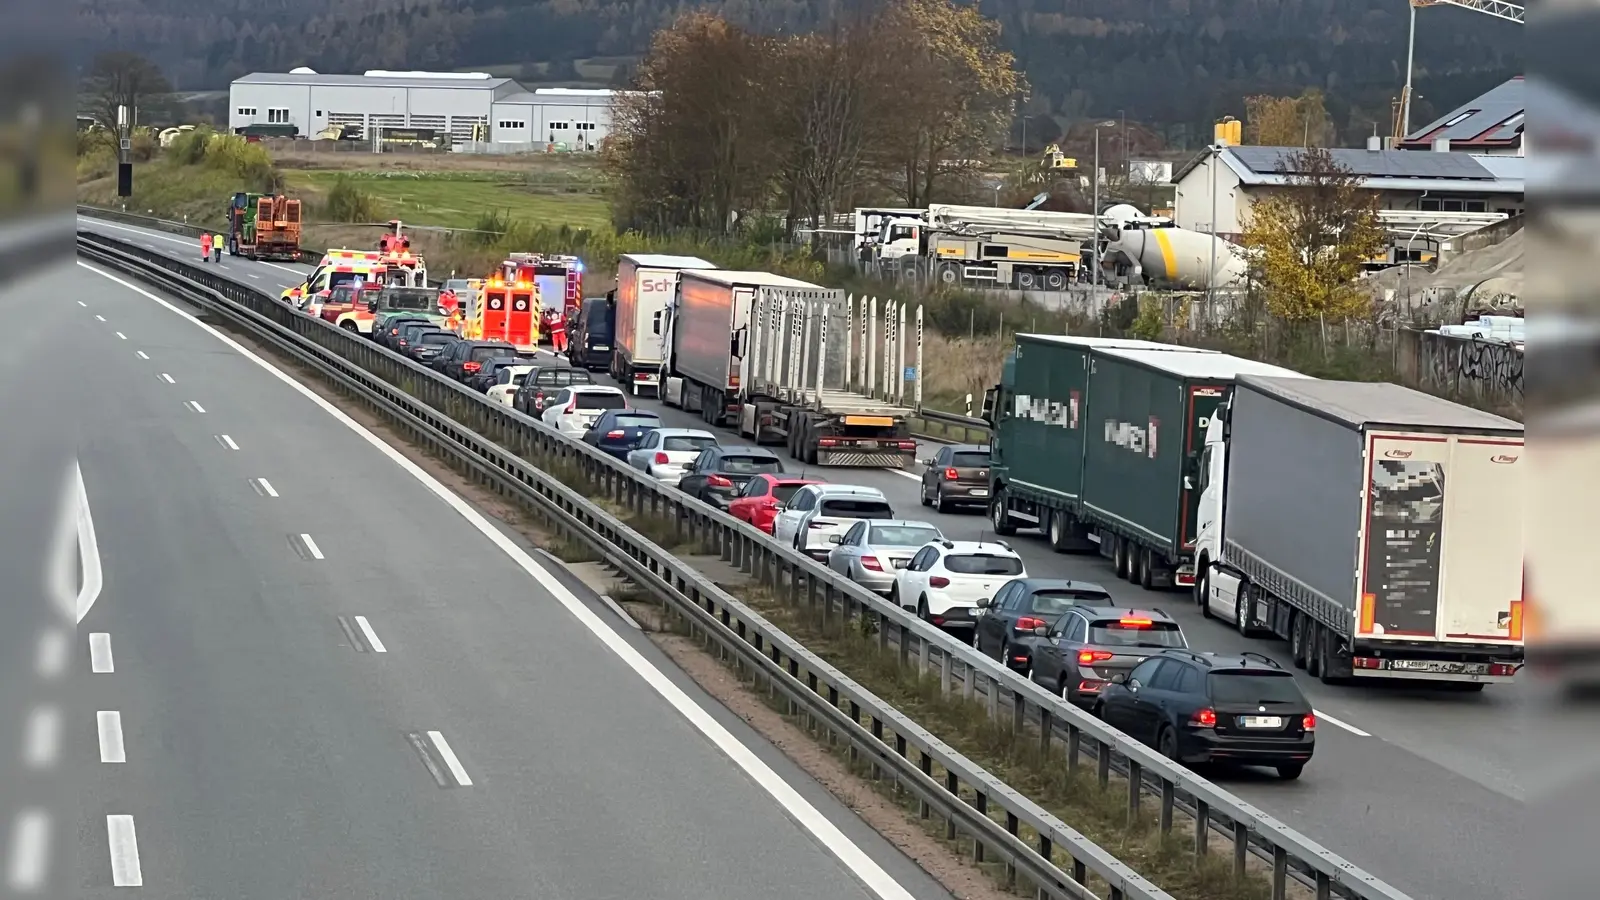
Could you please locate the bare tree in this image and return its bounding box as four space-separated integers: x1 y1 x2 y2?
83 51 172 131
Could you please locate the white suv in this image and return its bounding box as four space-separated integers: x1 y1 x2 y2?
540 385 628 438
891 540 1027 631
772 485 894 559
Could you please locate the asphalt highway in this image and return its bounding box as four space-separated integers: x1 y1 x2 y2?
79 216 1520 900
41 234 956 899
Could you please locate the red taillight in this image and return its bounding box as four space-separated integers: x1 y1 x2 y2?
1302 714 1317 731
707 475 733 487
861 558 884 571
634 372 651 381
1078 649 1115 665
565 399 578 413
928 576 951 588
944 467 960 481
654 452 670 464
898 441 917 450
1015 616 1048 632
463 361 481 373
605 429 625 439
818 438 839 447
1190 708 1218 728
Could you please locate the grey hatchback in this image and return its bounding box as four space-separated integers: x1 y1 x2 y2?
1027 606 1189 708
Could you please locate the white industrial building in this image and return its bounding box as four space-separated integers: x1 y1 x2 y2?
228 70 615 150
1170 143 1526 241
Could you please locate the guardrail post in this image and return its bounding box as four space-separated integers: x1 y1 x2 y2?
1232 822 1249 879
1127 760 1142 819
1272 846 1289 900
971 792 988 863
1193 799 1210 856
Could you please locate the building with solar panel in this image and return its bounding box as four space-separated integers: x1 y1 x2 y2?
1397 76 1523 157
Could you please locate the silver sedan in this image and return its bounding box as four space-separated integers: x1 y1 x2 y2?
826 519 944 594
624 427 719 485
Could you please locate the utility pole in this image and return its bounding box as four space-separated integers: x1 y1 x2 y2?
1207 142 1222 310
1091 120 1116 313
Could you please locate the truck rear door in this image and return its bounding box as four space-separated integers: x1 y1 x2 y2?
1357 431 1524 648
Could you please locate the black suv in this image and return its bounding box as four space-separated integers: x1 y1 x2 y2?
433 339 517 382
1095 650 1315 780
510 364 594 417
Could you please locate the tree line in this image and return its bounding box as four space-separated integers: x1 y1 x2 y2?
602 1 1022 236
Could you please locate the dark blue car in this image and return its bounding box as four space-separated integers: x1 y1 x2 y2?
582 410 663 460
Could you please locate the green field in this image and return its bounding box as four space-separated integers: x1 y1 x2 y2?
282 170 612 231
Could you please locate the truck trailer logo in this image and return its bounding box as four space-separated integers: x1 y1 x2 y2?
1383 449 1413 459
1105 417 1159 458
1012 393 1077 429
641 277 673 294
1490 454 1519 464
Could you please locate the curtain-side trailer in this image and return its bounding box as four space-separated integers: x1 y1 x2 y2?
661 270 820 426
737 289 916 468
1195 376 1525 687
611 254 716 396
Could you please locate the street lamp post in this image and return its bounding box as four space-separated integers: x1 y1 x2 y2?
1207 142 1220 311
1091 120 1116 313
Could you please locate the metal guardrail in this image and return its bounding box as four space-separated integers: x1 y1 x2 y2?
78 227 1414 900
77 232 1168 900
78 205 997 436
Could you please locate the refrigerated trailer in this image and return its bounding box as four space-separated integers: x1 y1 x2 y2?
610 254 716 396
738 289 915 468
986 336 1303 588
1194 376 1525 686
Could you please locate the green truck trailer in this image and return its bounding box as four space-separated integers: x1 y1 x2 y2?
985 334 1301 591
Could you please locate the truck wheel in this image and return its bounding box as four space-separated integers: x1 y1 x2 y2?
1197 571 1214 619
1305 623 1323 678
1014 269 1038 290
1047 511 1069 552
1234 585 1252 635
989 491 1017 536
1113 537 1129 580
1043 269 1068 291
937 263 961 285
1127 546 1143 584
1289 614 1310 669
1139 548 1156 590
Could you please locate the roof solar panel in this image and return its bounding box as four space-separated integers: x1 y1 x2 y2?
1229 146 1493 181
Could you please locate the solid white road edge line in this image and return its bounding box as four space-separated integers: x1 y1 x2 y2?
23 706 61 768
78 261 923 900
353 615 387 653
90 632 115 673
599 594 642 630
426 731 473 786
1313 710 1371 738
97 711 126 763
299 533 325 560
6 810 49 891
105 815 143 886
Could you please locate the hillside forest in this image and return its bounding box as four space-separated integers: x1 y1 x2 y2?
76 0 1520 146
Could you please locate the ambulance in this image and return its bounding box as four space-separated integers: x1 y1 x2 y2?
281 249 388 306
498 253 583 345
475 275 540 352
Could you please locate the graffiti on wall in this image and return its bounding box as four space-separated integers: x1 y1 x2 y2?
1415 331 1523 413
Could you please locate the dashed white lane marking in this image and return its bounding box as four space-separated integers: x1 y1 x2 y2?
261 261 304 275
1313 709 1372 738
97 711 126 763
184 400 206 413
35 629 68 679
252 478 279 498
115 332 127 340
94 314 106 322
77 300 87 307
90 632 115 673
426 732 473 786
160 373 175 384
246 273 260 280
298 533 325 560
599 594 642 630
216 434 239 450
353 616 387 653
106 815 143 886
70 461 105 626
82 218 190 246
22 706 61 768
136 351 149 360
6 810 50 891
76 260 923 900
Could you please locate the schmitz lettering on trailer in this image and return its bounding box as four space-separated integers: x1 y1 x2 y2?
1104 417 1159 459
1011 392 1079 428
641 277 673 294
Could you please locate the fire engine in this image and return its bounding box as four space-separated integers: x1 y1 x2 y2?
476 275 540 352
498 253 584 345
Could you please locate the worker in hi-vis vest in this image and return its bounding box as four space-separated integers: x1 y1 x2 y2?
199 231 212 261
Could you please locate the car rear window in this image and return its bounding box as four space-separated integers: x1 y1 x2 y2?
664 435 717 452
384 289 439 311
1207 672 1306 705
327 272 368 289
771 483 806 503
612 415 660 428
471 345 514 362
574 391 626 410
1025 590 1111 616
510 372 529 386
1088 620 1186 648
419 333 454 345
952 451 991 468
869 525 941 546
535 369 590 386
821 498 893 518
944 554 1024 576
722 455 784 475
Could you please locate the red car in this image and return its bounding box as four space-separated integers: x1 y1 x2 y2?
729 474 826 535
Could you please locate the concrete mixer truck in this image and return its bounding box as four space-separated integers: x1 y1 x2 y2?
1098 204 1248 291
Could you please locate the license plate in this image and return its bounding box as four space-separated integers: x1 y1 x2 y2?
970 489 989 497
1390 660 1487 675
1239 716 1283 728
